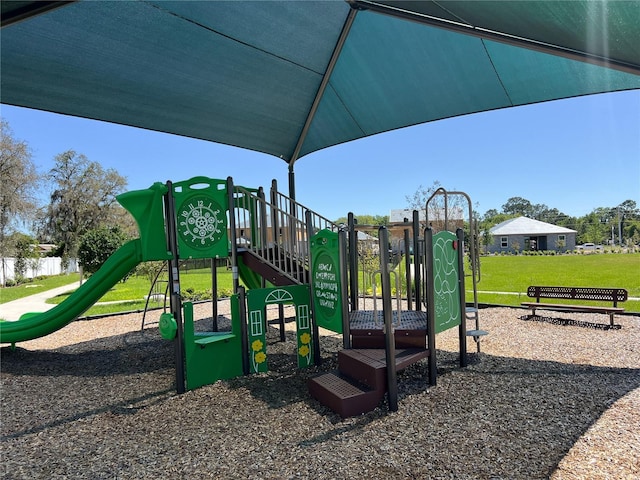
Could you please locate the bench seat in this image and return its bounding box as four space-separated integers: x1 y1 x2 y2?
194 332 236 346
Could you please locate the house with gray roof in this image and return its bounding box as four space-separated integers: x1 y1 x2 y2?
487 216 576 254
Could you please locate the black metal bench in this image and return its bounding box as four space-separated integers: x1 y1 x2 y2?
521 286 627 327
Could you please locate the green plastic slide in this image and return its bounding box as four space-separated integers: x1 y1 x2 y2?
236 254 263 291
0 239 143 345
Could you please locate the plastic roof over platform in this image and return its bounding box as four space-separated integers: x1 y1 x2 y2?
2 1 639 167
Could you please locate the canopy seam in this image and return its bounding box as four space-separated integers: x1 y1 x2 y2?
143 1 324 76
480 39 514 107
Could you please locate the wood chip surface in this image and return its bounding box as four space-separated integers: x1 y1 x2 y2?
1 303 639 479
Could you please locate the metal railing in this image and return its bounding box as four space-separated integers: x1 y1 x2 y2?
229 179 337 286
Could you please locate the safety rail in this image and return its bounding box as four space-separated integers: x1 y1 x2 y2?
347 212 422 313
230 180 337 286
270 180 336 237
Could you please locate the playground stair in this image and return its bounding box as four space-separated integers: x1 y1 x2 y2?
350 327 426 349
308 347 429 417
238 248 309 287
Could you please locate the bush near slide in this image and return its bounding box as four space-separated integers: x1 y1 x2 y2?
1 254 638 317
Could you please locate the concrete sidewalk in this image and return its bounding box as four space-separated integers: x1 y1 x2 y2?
0 282 81 321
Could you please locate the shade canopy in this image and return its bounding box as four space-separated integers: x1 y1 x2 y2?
2 1 639 165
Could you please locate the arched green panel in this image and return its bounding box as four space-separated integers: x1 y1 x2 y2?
246 284 313 372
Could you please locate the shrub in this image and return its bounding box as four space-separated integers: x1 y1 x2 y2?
78 226 129 275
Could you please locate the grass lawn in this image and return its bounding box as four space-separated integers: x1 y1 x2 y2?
470 253 640 312
44 267 235 317
2 254 638 316
0 273 81 303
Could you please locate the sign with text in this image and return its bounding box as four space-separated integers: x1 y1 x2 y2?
310 229 343 334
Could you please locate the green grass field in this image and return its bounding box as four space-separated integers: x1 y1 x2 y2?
46 267 235 317
0 273 82 303
2 253 638 317
470 253 639 311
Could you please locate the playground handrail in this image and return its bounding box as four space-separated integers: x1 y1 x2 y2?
231 182 337 286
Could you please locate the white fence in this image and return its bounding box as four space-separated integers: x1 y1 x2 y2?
0 257 79 284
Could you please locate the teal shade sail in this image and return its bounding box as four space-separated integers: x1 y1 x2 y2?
2 0 639 164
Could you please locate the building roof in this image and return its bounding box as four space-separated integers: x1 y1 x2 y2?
490 216 576 235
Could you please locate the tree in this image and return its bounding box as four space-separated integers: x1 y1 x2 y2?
0 121 40 256
10 233 40 283
501 197 534 217
39 150 128 265
616 200 639 246
78 225 128 275
576 211 609 245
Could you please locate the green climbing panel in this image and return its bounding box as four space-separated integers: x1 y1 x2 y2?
310 229 342 334
173 177 229 259
246 285 313 373
432 230 462 334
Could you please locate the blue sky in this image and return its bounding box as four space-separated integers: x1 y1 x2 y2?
2 88 639 222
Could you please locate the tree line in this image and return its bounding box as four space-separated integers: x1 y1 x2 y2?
339 181 640 247
1 120 134 285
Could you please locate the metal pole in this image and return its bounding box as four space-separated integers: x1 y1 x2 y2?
237 286 250 375
227 177 239 294
404 227 412 310
457 228 468 368
348 213 358 311
412 210 421 310
164 180 185 394
258 187 268 287
379 227 398 412
425 227 437 387
339 227 351 349
211 258 218 332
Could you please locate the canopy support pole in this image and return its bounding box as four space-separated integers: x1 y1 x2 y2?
288 6 359 170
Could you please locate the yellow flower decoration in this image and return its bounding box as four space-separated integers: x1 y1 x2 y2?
251 339 264 352
300 333 311 345
255 351 266 364
298 345 310 357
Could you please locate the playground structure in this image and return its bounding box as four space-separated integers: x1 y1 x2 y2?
0 176 485 416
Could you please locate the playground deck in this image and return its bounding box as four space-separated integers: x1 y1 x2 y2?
349 309 428 330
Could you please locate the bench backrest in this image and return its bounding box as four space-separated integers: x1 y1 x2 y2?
527 286 628 303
